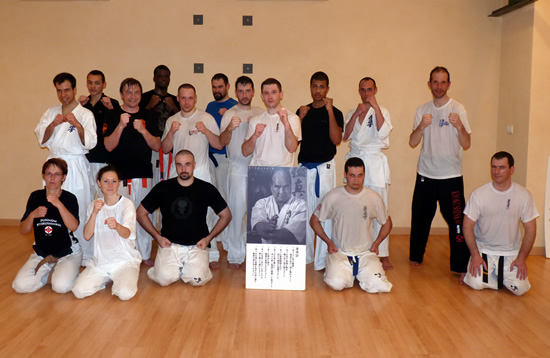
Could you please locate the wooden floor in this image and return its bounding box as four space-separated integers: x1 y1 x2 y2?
2 226 549 358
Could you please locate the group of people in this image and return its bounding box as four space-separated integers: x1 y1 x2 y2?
12 65 538 299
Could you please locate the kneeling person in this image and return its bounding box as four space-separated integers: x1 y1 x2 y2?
72 165 141 301
462 151 538 295
13 159 82 294
137 150 231 287
309 157 392 293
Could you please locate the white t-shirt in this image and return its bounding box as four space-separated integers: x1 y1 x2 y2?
314 186 388 255
162 110 219 183
220 105 263 173
413 98 471 179
464 182 539 256
245 110 302 167
87 196 141 270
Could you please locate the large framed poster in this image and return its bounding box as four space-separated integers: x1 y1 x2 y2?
245 166 307 290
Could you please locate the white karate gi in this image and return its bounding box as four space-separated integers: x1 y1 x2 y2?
344 105 392 257
220 106 264 264
35 104 97 264
72 197 141 300
251 195 307 245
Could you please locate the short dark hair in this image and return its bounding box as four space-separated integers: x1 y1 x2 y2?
177 83 196 93
310 71 329 86
87 70 105 83
119 78 142 94
345 157 365 174
53 73 76 89
154 65 171 76
212 73 229 85
176 149 195 160
42 158 68 176
359 77 377 89
492 151 514 167
235 75 254 89
261 78 282 92
97 164 121 182
429 66 450 82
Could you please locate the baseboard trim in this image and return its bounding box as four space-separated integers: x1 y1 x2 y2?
0 219 19 227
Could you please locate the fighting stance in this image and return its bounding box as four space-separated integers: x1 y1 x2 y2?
462 152 538 295
161 83 223 266
13 159 82 294
79 70 120 197
297 71 344 269
409 66 471 274
219 76 263 268
249 169 307 245
343 77 393 270
137 150 231 287
104 78 161 266
310 158 392 293
35 72 96 264
140 65 180 186
72 165 141 301
242 78 301 167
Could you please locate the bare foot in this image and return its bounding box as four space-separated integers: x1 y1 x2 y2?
409 261 422 267
459 273 466 285
380 257 393 270
142 259 154 267
228 263 241 270
209 261 220 269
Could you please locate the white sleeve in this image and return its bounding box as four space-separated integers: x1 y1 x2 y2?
35 107 54 148
121 198 137 241
80 108 97 150
377 107 392 140
289 113 302 141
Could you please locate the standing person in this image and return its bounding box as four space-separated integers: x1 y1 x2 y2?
343 77 393 270
219 76 263 269
72 165 141 301
104 78 161 267
309 157 392 293
161 83 223 267
35 72 96 264
242 78 301 167
78 70 120 197
297 71 344 269
137 150 231 287
140 65 180 186
409 66 471 275
206 73 237 250
462 152 538 295
13 159 82 294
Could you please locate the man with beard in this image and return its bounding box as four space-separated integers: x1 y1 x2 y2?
161 83 223 267
249 169 307 245
140 65 180 186
219 76 264 268
408 66 471 278
137 150 231 287
104 78 161 266
296 71 344 269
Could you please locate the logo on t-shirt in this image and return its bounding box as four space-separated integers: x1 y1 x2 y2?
68 125 76 132
44 226 53 235
362 205 368 220
439 119 450 127
367 115 373 128
188 129 199 136
171 197 193 220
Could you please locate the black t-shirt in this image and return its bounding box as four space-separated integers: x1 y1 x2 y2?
297 103 344 164
104 107 162 180
84 94 120 164
139 90 180 134
21 189 79 258
140 178 227 246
